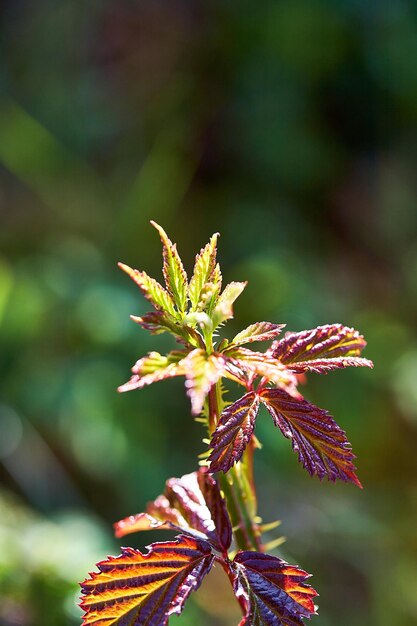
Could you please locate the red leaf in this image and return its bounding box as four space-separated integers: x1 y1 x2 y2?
114 469 232 553
287 356 373 374
270 324 368 367
231 551 318 626
196 469 232 552
80 536 214 626
208 392 260 473
260 388 361 487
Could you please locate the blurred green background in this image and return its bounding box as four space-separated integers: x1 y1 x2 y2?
1 1 417 625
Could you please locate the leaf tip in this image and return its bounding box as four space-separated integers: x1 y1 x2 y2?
118 261 133 275
150 220 168 240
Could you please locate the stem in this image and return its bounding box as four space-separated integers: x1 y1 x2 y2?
208 383 262 552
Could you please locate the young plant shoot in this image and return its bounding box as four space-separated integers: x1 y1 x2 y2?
80 222 373 625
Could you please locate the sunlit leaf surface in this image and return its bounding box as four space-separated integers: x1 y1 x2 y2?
230 322 286 348
189 233 219 311
182 349 226 415
118 262 176 316
80 536 214 626
151 221 188 313
118 351 186 392
270 324 368 365
114 469 232 553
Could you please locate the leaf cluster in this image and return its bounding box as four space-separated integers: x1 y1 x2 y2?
81 470 317 626
80 223 373 625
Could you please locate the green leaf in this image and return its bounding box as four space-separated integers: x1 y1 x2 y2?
212 281 247 327
80 536 214 626
151 221 188 313
182 348 226 415
231 551 318 625
210 262 222 291
189 233 219 311
229 322 286 348
118 350 186 393
118 262 176 315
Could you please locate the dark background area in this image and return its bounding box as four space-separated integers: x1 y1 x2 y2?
1 1 417 624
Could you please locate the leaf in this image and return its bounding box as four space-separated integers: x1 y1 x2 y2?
80 535 214 626
287 356 373 374
208 392 260 473
229 322 286 348
182 349 226 415
198 282 222 315
151 221 188 313
223 359 252 387
270 324 368 365
132 351 186 375
130 311 174 335
195 469 232 552
130 312 202 348
231 551 318 626
118 351 186 393
118 262 176 316
229 348 299 393
189 233 219 310
212 281 247 327
260 388 361 487
210 262 222 291
114 469 232 553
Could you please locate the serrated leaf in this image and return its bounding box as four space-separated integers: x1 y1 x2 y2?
80 536 214 626
197 282 222 315
118 351 186 393
287 356 373 374
270 324 368 365
231 551 318 626
210 262 222 291
151 221 188 312
133 351 186 375
114 469 232 553
229 322 286 348
260 388 361 487
229 348 299 393
212 281 247 327
118 262 176 315
208 392 260 473
130 312 202 348
189 233 219 310
130 311 177 335
223 359 252 387
182 349 226 415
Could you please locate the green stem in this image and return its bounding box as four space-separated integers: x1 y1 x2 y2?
208 383 262 552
